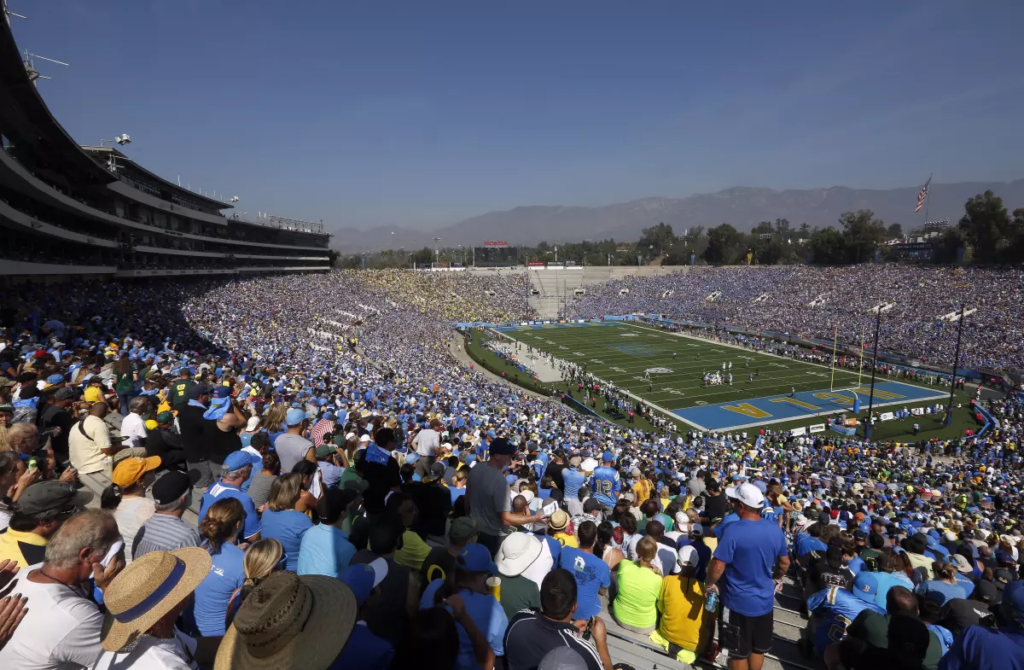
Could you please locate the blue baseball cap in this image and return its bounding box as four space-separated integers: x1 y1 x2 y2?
286 408 307 426
851 572 878 604
602 450 615 463
339 558 388 607
222 451 255 472
213 386 231 399
456 544 497 574
46 374 64 385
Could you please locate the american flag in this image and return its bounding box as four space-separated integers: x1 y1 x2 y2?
915 175 932 212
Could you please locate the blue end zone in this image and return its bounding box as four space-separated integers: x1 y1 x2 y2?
608 343 660 357
671 382 946 431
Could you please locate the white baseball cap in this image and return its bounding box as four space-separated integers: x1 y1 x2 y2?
677 545 699 568
733 482 765 509
358 434 371 443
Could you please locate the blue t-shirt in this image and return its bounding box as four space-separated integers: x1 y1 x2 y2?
807 587 884 654
868 570 914 609
318 461 344 489
939 625 1024 670
330 623 395 670
261 509 313 571
847 556 867 576
714 518 788 617
559 547 611 620
917 579 967 606
420 581 507 670
562 469 585 503
590 466 620 507
450 487 466 506
795 533 827 559
192 542 246 637
198 482 261 541
540 533 562 566
296 523 356 578
954 572 976 598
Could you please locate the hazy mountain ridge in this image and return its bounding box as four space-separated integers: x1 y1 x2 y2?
331 179 1024 252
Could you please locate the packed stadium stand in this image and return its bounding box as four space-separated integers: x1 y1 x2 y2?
0 19 330 278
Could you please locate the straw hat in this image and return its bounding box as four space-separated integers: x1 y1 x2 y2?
215 571 357 670
101 548 211 651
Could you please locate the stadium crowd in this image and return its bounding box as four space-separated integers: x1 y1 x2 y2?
0 270 1018 670
565 265 1024 372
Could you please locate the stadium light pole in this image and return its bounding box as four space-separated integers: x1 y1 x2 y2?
864 309 882 439
945 304 966 426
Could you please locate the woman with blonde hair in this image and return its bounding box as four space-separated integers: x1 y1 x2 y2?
262 402 288 446
259 473 313 571
612 535 663 634
224 538 285 629
193 497 246 636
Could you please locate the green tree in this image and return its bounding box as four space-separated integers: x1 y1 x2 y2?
959 190 1013 263
839 210 886 263
773 218 792 238
703 224 744 264
886 223 903 239
798 223 812 239
809 227 848 265
638 222 676 259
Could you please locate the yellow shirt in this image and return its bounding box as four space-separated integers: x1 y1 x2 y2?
551 531 578 548
0 528 48 568
83 386 104 403
395 529 432 572
657 575 711 651
633 479 654 504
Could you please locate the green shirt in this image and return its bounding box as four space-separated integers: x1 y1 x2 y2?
613 560 662 629
170 378 194 407
497 573 541 622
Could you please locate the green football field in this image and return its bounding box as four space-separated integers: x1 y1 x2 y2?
495 322 949 432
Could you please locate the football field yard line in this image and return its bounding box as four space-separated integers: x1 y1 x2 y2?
499 321 946 432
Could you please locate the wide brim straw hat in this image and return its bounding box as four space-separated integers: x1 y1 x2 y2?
214 571 357 670
101 547 211 652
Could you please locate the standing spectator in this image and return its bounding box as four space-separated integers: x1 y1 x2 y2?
614 536 664 635
133 470 201 559
314 444 344 489
108 456 161 564
411 418 442 473
494 532 543 622
403 461 453 542
168 367 194 412
177 384 214 487
504 568 613 670
93 547 212 669
0 509 123 668
119 396 150 450
297 487 359 578
466 437 545 556
651 545 714 664
352 515 418 646
144 410 188 471
0 481 91 567
197 451 261 544
590 451 620 508
259 473 313 572
38 387 75 464
193 498 247 637
422 516 479 586
704 482 790 670
360 428 402 516
559 520 611 623
275 408 315 473
335 560 396 670
112 354 136 416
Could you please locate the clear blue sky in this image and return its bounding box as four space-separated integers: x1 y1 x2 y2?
11 0 1024 230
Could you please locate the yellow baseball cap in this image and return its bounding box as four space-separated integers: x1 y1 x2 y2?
112 456 162 488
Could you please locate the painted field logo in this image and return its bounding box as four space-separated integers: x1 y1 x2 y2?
620 333 639 337
645 368 673 374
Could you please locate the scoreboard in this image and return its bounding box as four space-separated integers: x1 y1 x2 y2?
474 241 519 266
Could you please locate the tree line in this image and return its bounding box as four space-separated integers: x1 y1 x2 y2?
335 190 1023 268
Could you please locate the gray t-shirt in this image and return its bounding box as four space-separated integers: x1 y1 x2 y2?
275 433 314 473
467 462 511 537
247 472 277 509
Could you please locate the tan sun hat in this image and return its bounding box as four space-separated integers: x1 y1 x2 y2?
549 509 570 532
215 571 357 670
101 548 211 652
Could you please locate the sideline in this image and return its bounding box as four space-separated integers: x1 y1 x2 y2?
447 333 554 402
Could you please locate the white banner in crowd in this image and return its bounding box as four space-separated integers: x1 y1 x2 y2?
880 412 895 421
809 424 826 433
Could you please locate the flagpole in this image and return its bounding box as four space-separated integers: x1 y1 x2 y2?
830 325 838 392
857 325 865 389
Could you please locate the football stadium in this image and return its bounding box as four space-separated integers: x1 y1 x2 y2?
0 5 1021 670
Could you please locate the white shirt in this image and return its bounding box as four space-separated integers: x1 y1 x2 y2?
520 536 555 591
0 567 104 669
120 413 148 450
413 428 440 457
92 628 198 670
115 496 156 564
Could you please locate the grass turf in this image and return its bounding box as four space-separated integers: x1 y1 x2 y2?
496 322 981 441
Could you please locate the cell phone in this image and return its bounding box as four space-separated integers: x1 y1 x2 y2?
542 501 558 517
583 617 594 641
100 540 124 568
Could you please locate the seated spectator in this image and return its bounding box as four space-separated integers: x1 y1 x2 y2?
275 408 315 472
144 411 188 471
214 571 357 670
133 470 201 559
939 579 1024 669
0 509 123 668
247 448 280 510
917 561 968 606
494 532 543 621
0 481 91 567
193 497 247 637
549 509 577 548
450 469 468 505
95 547 212 669
504 568 613 670
613 535 663 634
314 444 344 489
259 473 313 572
422 516 479 586
352 514 418 646
197 450 261 544
297 487 359 578
225 538 285 627
807 572 885 656
422 543 508 670
651 545 713 664
106 456 161 564
834 585 947 670
119 395 150 450
559 520 611 622
388 491 432 571
69 403 144 474
334 560 396 670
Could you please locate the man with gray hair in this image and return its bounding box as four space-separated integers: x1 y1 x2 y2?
196 451 261 542
118 395 151 450
0 509 123 668
132 470 200 559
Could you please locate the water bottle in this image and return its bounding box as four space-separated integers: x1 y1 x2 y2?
705 590 719 613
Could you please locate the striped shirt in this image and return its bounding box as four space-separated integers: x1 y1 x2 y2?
132 513 200 559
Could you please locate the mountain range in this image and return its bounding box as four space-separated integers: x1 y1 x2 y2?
330 178 1024 252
